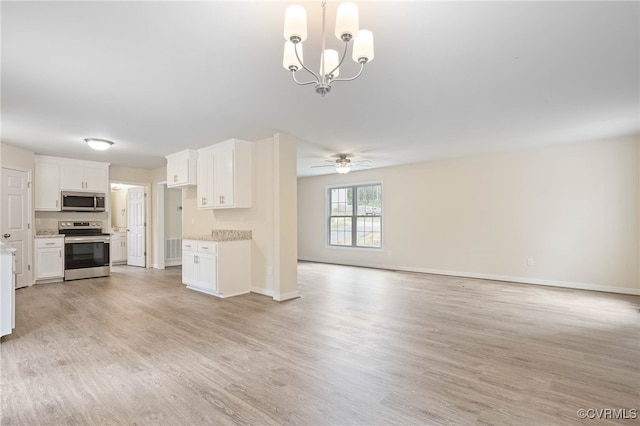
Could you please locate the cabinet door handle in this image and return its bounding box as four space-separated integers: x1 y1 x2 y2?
45 242 55 246
202 197 207 205
59 250 62 258
56 200 59 208
173 174 178 182
194 255 199 264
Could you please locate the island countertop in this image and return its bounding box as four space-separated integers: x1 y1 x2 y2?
183 230 252 242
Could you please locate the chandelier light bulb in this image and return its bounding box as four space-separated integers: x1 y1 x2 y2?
283 41 303 71
284 5 307 43
321 49 340 78
335 2 359 41
352 29 374 63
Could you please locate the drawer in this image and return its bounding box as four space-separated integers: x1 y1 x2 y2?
182 240 197 252
197 241 217 254
36 238 64 248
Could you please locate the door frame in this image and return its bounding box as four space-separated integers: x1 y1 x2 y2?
1 166 33 287
155 181 184 270
155 181 166 269
109 180 151 268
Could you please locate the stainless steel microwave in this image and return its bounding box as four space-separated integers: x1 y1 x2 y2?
61 191 106 212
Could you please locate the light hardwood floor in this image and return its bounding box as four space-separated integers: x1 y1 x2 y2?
1 262 638 425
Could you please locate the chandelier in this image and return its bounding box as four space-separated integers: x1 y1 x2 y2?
282 1 375 96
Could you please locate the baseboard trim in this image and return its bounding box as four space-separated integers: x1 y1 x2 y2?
297 257 639 296
251 287 274 297
273 291 300 302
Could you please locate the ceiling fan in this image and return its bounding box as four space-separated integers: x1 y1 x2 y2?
311 154 371 174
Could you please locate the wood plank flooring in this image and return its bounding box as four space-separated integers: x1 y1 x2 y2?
1 262 638 425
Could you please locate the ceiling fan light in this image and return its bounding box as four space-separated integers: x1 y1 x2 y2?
85 138 114 151
352 29 374 63
284 5 307 43
336 164 352 174
335 2 359 41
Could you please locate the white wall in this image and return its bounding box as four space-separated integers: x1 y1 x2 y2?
1 143 35 171
110 189 128 229
181 134 298 300
298 136 640 295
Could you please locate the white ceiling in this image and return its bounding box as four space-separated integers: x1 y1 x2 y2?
2 1 638 176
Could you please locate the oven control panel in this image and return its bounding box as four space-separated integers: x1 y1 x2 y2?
59 221 103 230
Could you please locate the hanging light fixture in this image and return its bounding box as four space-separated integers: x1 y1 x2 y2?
283 1 374 97
84 138 114 151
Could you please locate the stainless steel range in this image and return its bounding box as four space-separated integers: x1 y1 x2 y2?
59 221 110 280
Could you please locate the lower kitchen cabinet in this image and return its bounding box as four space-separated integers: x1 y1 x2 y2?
110 232 127 265
182 239 250 298
35 237 64 282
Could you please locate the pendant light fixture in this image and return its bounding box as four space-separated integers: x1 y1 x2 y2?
84 138 114 151
283 1 374 96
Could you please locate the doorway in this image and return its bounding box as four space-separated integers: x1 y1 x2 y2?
109 182 149 267
155 182 182 269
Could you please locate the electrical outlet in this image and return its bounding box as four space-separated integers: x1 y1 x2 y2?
527 258 534 266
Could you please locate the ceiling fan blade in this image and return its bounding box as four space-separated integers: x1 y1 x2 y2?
354 159 372 164
354 164 372 168
310 164 335 168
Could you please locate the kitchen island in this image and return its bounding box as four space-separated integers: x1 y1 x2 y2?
181 230 251 298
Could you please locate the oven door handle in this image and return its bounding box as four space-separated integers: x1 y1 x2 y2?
64 236 110 243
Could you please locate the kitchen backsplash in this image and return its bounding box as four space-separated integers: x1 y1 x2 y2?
35 211 109 234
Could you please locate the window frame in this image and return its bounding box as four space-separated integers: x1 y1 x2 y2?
326 182 383 250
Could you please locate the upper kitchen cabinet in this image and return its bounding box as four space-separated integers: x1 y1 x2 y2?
197 145 215 209
34 157 61 211
59 163 108 192
165 150 197 188
34 156 110 211
197 139 252 210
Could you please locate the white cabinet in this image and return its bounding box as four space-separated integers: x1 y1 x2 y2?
35 237 64 282
110 232 127 264
34 156 110 211
196 139 252 209
34 158 61 211
1 244 16 337
165 150 197 188
196 146 215 209
182 239 250 298
60 164 108 192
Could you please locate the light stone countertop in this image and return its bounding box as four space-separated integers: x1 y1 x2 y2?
35 229 63 238
183 230 252 242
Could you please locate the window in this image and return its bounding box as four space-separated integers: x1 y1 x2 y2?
328 183 382 248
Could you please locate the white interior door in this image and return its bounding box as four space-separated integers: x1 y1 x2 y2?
1 168 31 288
127 186 145 267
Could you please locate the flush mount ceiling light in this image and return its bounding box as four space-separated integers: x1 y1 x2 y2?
283 0 374 97
84 138 114 151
